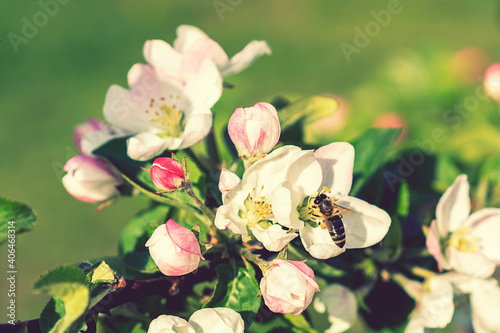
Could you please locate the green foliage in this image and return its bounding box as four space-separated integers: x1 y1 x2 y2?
279 96 339 144
0 197 36 245
33 266 89 333
203 261 261 329
350 128 402 196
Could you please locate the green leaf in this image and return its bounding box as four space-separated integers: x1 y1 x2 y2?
123 251 159 274
33 266 89 333
279 96 339 131
87 261 116 285
283 313 319 333
203 261 261 329
119 205 170 256
0 197 36 245
396 181 410 218
350 128 402 195
93 138 201 213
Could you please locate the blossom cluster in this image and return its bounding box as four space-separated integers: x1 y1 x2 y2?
58 23 500 333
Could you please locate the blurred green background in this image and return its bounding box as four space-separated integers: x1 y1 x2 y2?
2 0 500 323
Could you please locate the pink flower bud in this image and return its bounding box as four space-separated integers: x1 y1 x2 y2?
73 118 128 155
484 63 500 102
149 157 186 191
228 102 280 159
62 155 123 203
260 259 320 315
145 219 203 276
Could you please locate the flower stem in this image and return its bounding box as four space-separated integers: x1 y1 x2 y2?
183 182 215 227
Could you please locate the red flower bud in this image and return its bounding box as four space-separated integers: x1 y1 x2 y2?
149 157 186 191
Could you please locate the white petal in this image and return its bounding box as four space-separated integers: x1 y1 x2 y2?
251 224 298 252
214 203 247 237
177 112 213 150
143 39 183 78
147 314 194 333
272 181 305 229
299 224 345 259
183 59 223 109
189 308 244 333
286 151 323 197
418 276 454 328
126 133 175 161
435 174 471 236
220 40 271 77
317 284 357 333
466 208 500 262
470 279 500 333
313 142 354 196
333 196 391 249
174 25 210 53
446 247 496 278
219 169 241 195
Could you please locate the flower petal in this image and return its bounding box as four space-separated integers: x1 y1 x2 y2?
313 142 354 196
426 219 449 270
470 279 500 333
272 181 305 229
333 196 391 249
250 224 298 252
183 59 223 109
189 308 244 333
299 224 345 259
285 150 323 197
220 40 271 77
466 208 500 263
147 314 194 333
177 112 213 150
126 132 176 161
446 246 496 278
143 39 183 78
219 168 241 195
436 174 471 236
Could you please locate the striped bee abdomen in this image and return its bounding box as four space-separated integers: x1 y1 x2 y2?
326 215 346 248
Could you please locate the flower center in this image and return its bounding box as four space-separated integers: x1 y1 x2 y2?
448 226 479 253
297 186 334 228
239 185 273 229
146 96 185 138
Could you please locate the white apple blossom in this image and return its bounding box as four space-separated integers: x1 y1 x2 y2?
405 275 455 333
148 308 244 333
271 142 391 259
144 25 271 79
426 174 500 278
103 61 222 161
313 283 358 333
214 146 308 251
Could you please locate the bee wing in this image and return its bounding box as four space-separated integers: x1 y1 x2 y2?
333 204 356 218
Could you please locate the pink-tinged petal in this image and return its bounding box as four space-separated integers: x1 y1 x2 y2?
251 225 298 252
446 247 496 278
165 219 203 258
126 132 175 161
219 168 241 194
73 118 109 154
299 224 346 259
436 174 471 236
333 196 391 249
220 40 272 77
275 259 319 290
62 155 122 203
177 112 213 150
147 314 194 333
143 39 183 78
466 208 500 262
483 63 500 102
174 25 212 53
150 158 185 191
426 220 448 270
313 142 354 196
272 181 304 229
227 102 280 158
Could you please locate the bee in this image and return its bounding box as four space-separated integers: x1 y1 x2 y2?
309 191 353 248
